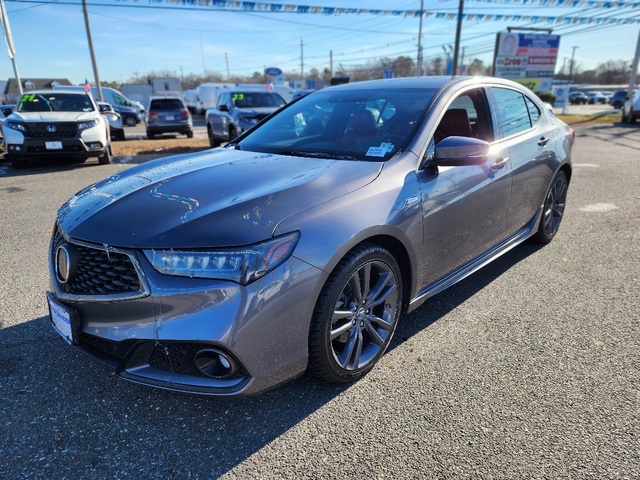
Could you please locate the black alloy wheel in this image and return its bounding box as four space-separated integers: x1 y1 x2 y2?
308 243 403 383
532 171 568 244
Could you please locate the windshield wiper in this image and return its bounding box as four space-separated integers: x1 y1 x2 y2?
279 149 361 161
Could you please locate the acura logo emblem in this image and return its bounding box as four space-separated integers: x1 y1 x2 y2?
55 244 77 284
47 124 57 133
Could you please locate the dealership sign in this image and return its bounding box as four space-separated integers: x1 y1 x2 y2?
493 32 560 92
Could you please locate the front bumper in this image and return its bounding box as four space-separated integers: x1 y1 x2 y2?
48 231 326 396
7 137 108 159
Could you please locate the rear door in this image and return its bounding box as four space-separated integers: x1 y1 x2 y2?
488 86 559 237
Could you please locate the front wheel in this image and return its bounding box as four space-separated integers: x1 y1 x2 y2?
207 126 220 147
308 243 403 383
531 171 568 244
98 145 112 165
124 116 137 127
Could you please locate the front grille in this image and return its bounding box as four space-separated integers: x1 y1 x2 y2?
51 225 144 297
26 122 77 138
79 332 138 362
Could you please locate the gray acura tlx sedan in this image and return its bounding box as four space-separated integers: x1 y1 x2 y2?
47 76 574 396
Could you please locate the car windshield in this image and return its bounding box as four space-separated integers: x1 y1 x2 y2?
150 98 184 110
16 93 96 113
232 92 286 108
238 88 437 161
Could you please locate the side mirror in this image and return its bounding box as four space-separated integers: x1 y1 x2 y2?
218 104 230 112
1 106 13 116
434 136 489 166
99 104 109 114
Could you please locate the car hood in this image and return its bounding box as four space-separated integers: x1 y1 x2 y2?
58 148 383 248
10 111 96 122
237 107 279 116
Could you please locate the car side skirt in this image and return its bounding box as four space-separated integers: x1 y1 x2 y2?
408 208 541 312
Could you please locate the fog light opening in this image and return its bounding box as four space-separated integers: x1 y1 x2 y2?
195 349 236 379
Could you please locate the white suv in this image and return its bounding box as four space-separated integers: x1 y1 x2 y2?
622 89 640 124
2 90 111 169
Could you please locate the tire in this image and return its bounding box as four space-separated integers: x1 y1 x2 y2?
308 243 403 383
613 101 622 109
124 116 137 127
186 130 194 139
10 157 29 169
147 130 155 140
98 145 111 165
228 126 238 142
621 111 628 123
629 113 637 125
207 126 220 147
116 131 126 141
531 171 568 244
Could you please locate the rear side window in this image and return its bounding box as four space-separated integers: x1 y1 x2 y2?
525 96 540 125
492 87 532 138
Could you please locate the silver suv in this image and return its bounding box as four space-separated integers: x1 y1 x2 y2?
2 91 111 169
206 90 285 147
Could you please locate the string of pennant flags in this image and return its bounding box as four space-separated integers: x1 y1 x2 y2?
139 0 640 24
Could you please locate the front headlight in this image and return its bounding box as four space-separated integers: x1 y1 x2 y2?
238 115 258 124
78 118 99 130
143 232 300 285
4 121 27 132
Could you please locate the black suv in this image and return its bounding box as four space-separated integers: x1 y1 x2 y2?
145 97 193 139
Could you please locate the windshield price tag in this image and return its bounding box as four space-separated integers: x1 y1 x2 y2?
366 146 388 158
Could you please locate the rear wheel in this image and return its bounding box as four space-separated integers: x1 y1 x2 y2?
147 130 155 140
124 116 137 127
308 243 403 383
629 112 637 124
186 130 194 139
532 171 568 244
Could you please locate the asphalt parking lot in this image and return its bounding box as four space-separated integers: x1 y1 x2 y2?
0 122 638 479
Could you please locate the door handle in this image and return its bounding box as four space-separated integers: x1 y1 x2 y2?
492 157 510 170
538 136 550 146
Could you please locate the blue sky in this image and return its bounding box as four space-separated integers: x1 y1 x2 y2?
1 0 638 86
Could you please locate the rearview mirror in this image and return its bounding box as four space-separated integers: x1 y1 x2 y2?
434 136 489 166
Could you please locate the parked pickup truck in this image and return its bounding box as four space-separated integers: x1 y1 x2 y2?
205 89 286 147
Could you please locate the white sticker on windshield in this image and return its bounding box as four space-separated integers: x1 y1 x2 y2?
380 142 394 152
366 146 387 158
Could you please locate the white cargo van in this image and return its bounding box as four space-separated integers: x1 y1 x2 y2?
54 85 143 126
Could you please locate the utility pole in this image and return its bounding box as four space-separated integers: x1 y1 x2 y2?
330 50 333 78
628 30 640 100
0 0 22 95
82 0 103 101
569 46 578 84
451 0 464 77
225 53 230 81
300 39 304 84
416 0 423 77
